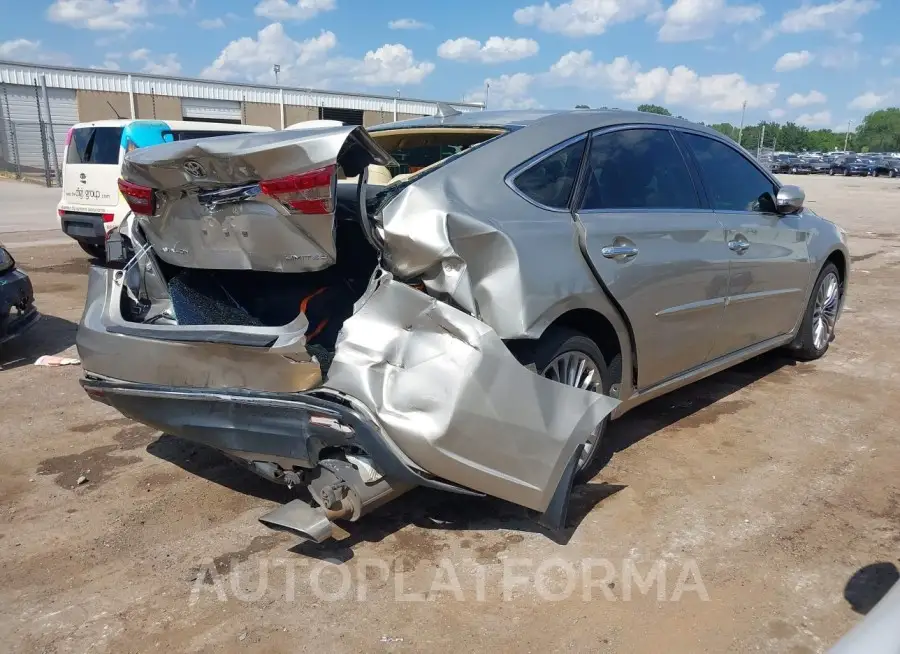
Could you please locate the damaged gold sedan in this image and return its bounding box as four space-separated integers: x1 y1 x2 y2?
77 109 849 543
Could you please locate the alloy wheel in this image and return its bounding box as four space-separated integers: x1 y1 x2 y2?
541 351 603 469
812 272 840 351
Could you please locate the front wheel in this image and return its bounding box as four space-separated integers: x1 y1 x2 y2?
515 328 611 478
789 263 842 361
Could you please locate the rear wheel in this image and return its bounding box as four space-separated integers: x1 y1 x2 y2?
789 262 842 361
79 242 105 260
515 328 611 479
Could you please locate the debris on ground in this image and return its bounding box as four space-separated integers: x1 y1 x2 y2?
34 355 81 367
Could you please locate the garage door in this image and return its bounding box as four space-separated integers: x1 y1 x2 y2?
181 98 242 123
0 84 77 177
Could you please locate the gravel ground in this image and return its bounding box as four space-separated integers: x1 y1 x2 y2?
0 174 898 653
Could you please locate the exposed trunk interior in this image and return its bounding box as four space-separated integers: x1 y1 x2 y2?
120 191 378 368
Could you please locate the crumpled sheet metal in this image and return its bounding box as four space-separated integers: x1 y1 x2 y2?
121 126 393 273
325 274 620 513
377 180 542 338
121 125 392 191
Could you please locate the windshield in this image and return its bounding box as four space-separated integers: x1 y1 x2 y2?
67 127 123 165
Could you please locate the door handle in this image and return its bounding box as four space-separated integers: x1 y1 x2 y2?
728 239 750 253
601 245 639 259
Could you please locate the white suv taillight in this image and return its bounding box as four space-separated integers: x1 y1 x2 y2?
258 164 336 214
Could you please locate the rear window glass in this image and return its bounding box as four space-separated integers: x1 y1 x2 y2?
66 127 123 165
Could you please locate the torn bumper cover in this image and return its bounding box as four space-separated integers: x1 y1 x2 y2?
79 271 618 516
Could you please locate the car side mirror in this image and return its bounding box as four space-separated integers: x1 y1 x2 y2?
776 185 805 214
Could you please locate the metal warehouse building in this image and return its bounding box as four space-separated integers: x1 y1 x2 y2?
0 59 482 185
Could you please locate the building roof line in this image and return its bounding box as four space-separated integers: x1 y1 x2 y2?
0 59 484 110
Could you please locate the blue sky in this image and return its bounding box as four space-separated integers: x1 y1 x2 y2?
0 0 897 130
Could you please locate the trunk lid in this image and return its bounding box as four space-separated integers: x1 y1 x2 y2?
61 126 124 209
120 126 393 273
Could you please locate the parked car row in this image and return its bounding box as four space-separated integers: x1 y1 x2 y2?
769 151 900 177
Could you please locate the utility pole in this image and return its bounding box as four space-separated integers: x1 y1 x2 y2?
484 81 490 110
844 119 852 151
758 123 766 159
273 64 281 85
737 100 747 146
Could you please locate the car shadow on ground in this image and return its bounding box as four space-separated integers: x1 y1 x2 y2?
0 314 78 370
844 562 899 615
148 350 797 560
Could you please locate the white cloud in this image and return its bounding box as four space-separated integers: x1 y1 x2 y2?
769 108 787 119
0 38 73 65
543 50 778 112
513 0 660 37
254 0 335 20
787 90 827 107
849 91 890 110
46 0 185 31
465 73 538 109
657 0 764 42
796 110 832 126
201 23 434 88
388 18 431 30
774 50 814 71
199 17 225 28
128 48 181 74
437 37 539 63
779 0 879 33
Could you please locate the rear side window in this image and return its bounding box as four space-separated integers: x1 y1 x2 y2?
580 128 700 211
512 138 586 209
66 127 123 164
682 133 777 213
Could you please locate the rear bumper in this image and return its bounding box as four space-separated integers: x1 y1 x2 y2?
0 268 40 345
60 211 106 245
79 375 469 495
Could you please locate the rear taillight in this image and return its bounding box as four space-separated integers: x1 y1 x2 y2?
102 213 115 224
57 209 64 217
259 164 336 214
118 178 155 215
64 127 73 146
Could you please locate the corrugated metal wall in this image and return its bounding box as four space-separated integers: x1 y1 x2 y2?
0 61 483 117
0 83 77 177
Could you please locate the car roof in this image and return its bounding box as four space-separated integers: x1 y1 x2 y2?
367 108 729 140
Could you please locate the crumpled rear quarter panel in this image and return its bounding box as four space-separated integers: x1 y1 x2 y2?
324 274 620 512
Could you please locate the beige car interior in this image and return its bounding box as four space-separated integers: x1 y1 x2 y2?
340 127 506 187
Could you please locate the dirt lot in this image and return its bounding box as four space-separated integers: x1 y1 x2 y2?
1 174 898 653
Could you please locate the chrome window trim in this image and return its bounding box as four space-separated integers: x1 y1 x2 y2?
504 134 589 213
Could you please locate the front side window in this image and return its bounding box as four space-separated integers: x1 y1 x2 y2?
512 138 586 209
682 132 778 213
579 128 700 211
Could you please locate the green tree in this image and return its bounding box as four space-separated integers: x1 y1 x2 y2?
575 104 590 109
637 104 672 116
855 108 900 152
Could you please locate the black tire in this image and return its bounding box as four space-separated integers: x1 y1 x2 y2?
829 169 835 176
844 169 850 176
513 327 611 480
789 262 842 361
79 242 106 260
890 170 896 178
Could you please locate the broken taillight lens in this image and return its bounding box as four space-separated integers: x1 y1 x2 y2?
118 179 156 216
259 164 336 214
